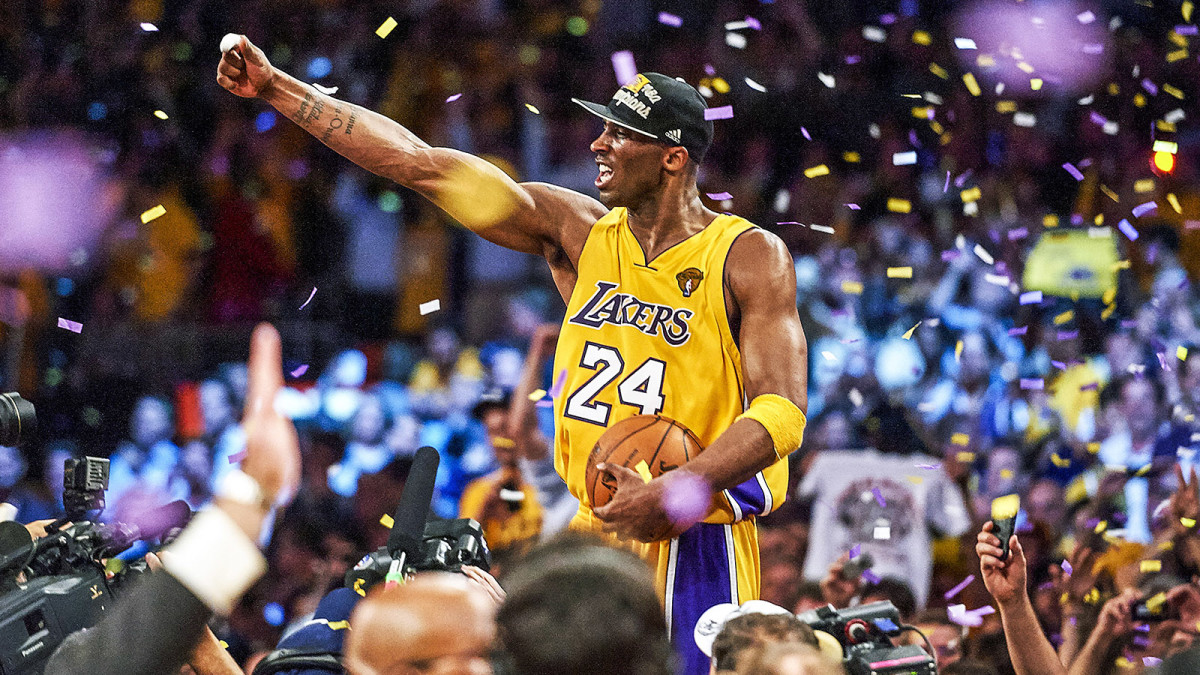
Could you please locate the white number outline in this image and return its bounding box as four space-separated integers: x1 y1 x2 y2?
563 343 667 426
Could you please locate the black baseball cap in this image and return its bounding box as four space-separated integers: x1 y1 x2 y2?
472 389 512 420
572 73 714 163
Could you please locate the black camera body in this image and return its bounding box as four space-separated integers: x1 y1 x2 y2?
345 517 490 595
798 601 937 675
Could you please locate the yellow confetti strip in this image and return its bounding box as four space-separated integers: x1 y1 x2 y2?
1186 0 1195 21
1000 469 1014 479
841 280 864 295
1108 82 1120 96
1158 120 1177 132
153 110 169 120
1094 520 1108 534
1141 559 1163 573
1135 464 1152 477
955 340 963 362
1134 179 1156 193
960 187 982 203
376 16 398 38
962 72 981 96
1101 302 1116 320
380 513 394 529
1169 193 1182 213
493 437 516 448
912 106 934 119
1164 83 1185 99
956 451 975 463
634 460 653 483
1171 31 1189 47
1088 442 1101 454
219 640 229 649
1113 260 1131 270
951 432 970 446
906 475 924 484
996 100 1017 113
1100 184 1120 203
525 103 540 114
1134 93 1147 108
929 63 949 79
1179 346 1189 361
1053 310 1074 325
1183 517 1197 529
1160 540 1175 552
1103 287 1117 305
1146 591 1168 613
140 204 167 223
528 388 546 401
1043 214 1059 228
1050 453 1071 468
887 266 913 279
712 78 731 94
1168 49 1190 63
1154 140 1179 154
887 198 912 213
902 321 922 340
1094 214 1104 226
843 151 861 163
976 54 996 68
912 30 932 45
1084 588 1101 604
327 620 350 631
1030 78 1043 91
804 164 830 178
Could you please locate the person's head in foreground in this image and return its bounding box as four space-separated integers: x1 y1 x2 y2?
344 573 496 675
572 73 713 210
734 643 844 675
695 600 818 674
495 533 673 675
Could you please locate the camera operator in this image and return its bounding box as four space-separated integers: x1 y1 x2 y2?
44 323 300 675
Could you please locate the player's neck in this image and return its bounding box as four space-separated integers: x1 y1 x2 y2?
625 182 716 260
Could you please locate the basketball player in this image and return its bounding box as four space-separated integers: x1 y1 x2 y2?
217 37 808 675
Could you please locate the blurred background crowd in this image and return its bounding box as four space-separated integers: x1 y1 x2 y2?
5 0 1200 672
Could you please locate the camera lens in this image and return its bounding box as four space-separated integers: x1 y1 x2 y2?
0 392 36 447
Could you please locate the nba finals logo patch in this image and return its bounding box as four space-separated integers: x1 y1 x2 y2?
676 268 703 298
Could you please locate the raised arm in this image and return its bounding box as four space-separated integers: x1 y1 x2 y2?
594 229 808 540
215 35 604 259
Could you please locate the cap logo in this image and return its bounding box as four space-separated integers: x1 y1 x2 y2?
625 74 661 103
665 129 682 144
612 88 654 119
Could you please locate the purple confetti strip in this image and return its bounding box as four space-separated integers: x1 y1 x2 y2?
801 126 812 140
1177 25 1199 35
227 449 248 464
1082 43 1104 54
1158 352 1171 371
908 129 921 148
776 221 801 225
704 63 716 76
845 54 861 64
944 574 976 600
880 12 897 24
745 16 762 30
1132 202 1158 218
548 369 568 398
289 364 309 378
1118 218 1139 241
535 399 555 408
611 50 638 87
955 169 974 188
1120 319 1138 329
1089 111 1108 126
943 171 951 193
941 250 961 262
1142 78 1158 96
916 463 941 470
872 487 886 507
1061 560 1073 575
1019 290 1043 305
445 93 463 103
1063 163 1085 181
849 544 862 559
657 11 683 27
706 191 733 201
57 317 83 333
1052 360 1068 370
1020 378 1044 390
861 569 881 584
971 605 996 618
298 286 318 310
705 105 734 121
1057 330 1079 341
1008 227 1028 240
1008 326 1029 336
845 203 861 210
1080 382 1098 391
1145 657 1164 667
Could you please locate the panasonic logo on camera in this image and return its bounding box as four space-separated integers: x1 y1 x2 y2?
21 640 45 658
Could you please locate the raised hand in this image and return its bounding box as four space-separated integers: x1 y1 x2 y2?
239 323 299 506
977 521 1027 608
1094 589 1139 641
819 554 861 609
215 35 276 99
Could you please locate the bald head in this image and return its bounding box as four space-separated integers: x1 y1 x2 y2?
345 573 497 675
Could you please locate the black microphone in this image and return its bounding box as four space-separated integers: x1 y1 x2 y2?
386 446 440 563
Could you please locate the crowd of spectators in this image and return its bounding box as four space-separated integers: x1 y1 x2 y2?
6 0 1200 672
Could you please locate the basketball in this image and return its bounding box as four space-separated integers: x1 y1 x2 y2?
585 415 703 508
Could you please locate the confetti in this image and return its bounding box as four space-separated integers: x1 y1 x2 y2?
810 224 835 235
1141 560 1162 573
873 526 891 540
887 198 912 213
745 77 767 92
955 340 963 363
380 513 394 529
1009 326 1028 336
706 191 733 200
141 204 167 223
312 83 339 95
849 388 864 407
535 399 554 408
657 11 683 27
528 389 547 401
227 449 248 464
611 50 638 86
57 318 82 333
863 26 887 43
862 569 881 584
445 93 463 103
873 488 887 507
849 544 862 559
962 73 981 96
1169 193 1182 213
1054 310 1075 325
376 17 398 38
1132 202 1157 218
944 575 976 600
289 364 309 378
525 103 540 114
902 321 922 340
973 244 994 265
887 266 913 279
804 164 830 178
954 37 978 49
956 452 976 463
1063 163 1085 181
1020 290 1043 305
845 203 860 210
1020 378 1044 390
1117 219 1139 241
912 30 932 45
951 433 970 446
1077 10 1096 23
419 299 441 315
842 280 864 295
1179 346 1189 361
1100 184 1119 202
725 32 747 49
549 369 568 398
893 151 918 166
817 72 836 89
140 22 158 31
1153 140 1179 154
298 286 317 310
820 351 837 362
802 127 812 141
705 105 734 121
1013 112 1037 127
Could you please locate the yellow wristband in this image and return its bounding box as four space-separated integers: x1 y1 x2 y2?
735 394 807 460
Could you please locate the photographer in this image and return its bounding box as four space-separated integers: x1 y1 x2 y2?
44 323 299 675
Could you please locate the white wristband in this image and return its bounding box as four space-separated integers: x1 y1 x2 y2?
163 507 267 615
217 468 273 511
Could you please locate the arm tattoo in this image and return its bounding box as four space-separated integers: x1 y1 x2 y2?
293 91 313 125
295 87 358 143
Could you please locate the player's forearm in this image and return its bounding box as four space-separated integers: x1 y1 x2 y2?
998 595 1067 675
187 627 243 675
261 70 432 183
680 418 777 494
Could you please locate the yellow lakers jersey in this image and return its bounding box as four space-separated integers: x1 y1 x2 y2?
553 208 789 524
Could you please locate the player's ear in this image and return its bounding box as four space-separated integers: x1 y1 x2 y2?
662 146 689 172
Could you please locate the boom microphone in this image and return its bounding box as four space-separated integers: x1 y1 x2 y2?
387 446 440 561
100 500 193 551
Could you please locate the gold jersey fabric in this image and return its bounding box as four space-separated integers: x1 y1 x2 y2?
552 207 789 525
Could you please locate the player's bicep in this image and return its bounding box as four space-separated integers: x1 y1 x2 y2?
729 230 808 413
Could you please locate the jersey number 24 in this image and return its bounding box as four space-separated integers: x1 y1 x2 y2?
563 342 665 426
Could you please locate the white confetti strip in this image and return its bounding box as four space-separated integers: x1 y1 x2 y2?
419 299 441 315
